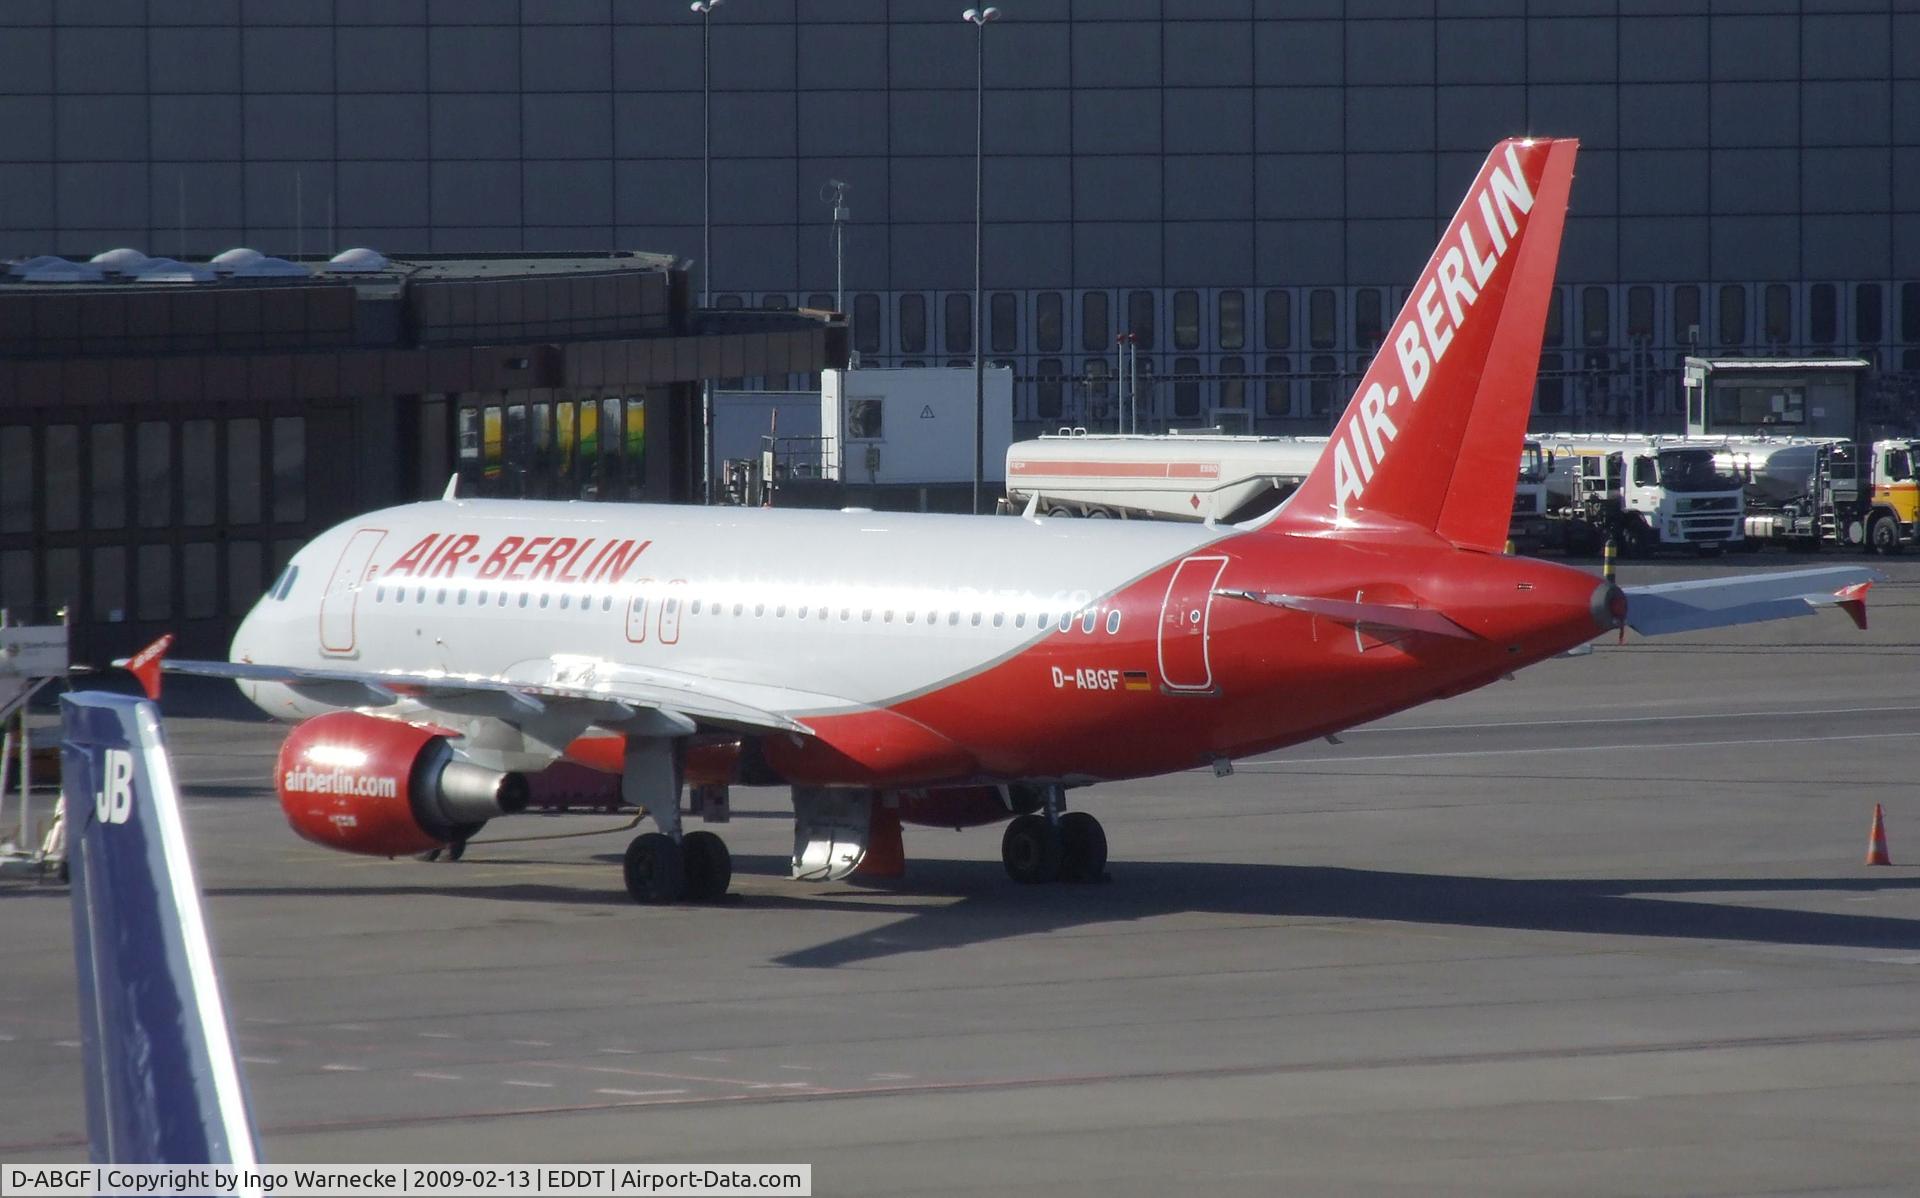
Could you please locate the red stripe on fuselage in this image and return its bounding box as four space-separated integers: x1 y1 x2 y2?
783 528 1607 786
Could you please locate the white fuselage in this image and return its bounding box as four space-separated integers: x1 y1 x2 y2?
234 499 1221 721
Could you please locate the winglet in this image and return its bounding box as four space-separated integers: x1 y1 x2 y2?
1834 580 1872 631
443 473 460 501
60 691 260 1167
119 634 174 700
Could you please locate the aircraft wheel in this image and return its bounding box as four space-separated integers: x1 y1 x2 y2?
680 829 733 902
1058 811 1108 883
1002 813 1063 884
1870 514 1902 555
623 832 684 904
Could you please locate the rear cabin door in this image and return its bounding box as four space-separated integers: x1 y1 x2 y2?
319 528 387 655
1158 555 1228 691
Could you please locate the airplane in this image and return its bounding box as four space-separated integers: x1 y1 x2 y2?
59 690 260 1170
120 137 1880 905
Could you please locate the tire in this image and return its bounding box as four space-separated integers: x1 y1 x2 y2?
1001 813 1063 884
1870 514 1902 556
622 832 684 904
680 829 732 902
1618 518 1651 559
1058 811 1108 883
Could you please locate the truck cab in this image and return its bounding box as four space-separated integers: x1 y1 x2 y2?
1508 440 1551 550
1576 446 1744 555
1862 439 1920 553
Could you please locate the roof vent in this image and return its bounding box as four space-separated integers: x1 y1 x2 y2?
90 247 153 275
228 255 309 278
326 247 389 273
133 257 217 283
15 258 106 283
209 247 264 273
8 254 69 277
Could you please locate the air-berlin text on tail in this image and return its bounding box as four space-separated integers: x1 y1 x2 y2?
1331 142 1538 520
382 532 652 585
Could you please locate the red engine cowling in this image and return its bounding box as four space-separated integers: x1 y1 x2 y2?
276 711 530 857
895 784 1044 829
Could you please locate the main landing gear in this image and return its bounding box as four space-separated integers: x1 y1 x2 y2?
622 828 731 904
619 742 733 905
1001 786 1107 884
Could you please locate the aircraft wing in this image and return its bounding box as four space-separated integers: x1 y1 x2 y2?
60 690 260 1167
1622 566 1880 636
122 648 814 736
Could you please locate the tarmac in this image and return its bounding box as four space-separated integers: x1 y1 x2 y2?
4 553 1920 1196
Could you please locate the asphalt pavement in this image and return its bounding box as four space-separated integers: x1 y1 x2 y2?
4 552 1919 1196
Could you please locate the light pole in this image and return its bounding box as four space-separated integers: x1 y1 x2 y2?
962 6 1000 515
691 0 723 504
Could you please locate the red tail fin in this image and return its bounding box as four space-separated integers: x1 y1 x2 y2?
1266 138 1578 550
122 633 173 700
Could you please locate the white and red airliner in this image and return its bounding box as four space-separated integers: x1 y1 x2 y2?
125 139 1878 903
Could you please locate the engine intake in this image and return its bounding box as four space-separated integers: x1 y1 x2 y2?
277 710 527 857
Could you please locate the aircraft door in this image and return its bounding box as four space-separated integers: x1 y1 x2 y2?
625 580 652 643
1158 555 1227 691
318 528 387 655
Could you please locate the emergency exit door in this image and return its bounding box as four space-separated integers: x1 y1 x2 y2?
319 528 386 655
1158 555 1227 691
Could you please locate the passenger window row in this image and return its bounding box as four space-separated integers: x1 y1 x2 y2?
367 580 1126 638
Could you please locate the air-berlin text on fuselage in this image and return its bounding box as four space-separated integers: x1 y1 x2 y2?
1331 143 1537 520
381 532 652 585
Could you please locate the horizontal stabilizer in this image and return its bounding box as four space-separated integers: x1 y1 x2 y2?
1216 588 1480 641
1623 567 1882 637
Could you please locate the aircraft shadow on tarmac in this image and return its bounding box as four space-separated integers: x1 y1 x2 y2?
770 858 1920 969
206 852 1920 968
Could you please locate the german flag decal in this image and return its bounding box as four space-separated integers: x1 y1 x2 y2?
1123 670 1152 691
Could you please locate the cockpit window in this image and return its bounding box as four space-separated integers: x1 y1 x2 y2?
268 565 299 601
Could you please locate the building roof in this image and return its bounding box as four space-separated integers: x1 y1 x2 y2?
1685 356 1873 373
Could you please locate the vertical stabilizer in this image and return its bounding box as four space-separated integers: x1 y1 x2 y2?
61 692 259 1167
1264 138 1579 550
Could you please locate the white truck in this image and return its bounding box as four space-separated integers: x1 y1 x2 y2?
1517 435 1747 556
1003 431 1327 522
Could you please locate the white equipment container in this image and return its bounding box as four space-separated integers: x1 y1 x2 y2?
821 366 1013 486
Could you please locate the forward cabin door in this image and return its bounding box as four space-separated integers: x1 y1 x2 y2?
319 528 387 656
1158 555 1228 691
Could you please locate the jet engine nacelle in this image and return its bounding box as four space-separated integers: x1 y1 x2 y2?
276 710 530 857
895 783 1044 830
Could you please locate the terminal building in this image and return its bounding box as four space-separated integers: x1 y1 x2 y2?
0 4 1913 437
0 250 845 659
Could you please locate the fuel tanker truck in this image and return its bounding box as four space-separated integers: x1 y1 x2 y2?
1709 436 1920 553
1002 431 1328 522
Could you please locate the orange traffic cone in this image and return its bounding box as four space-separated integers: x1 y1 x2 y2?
855 802 905 879
1866 804 1892 866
